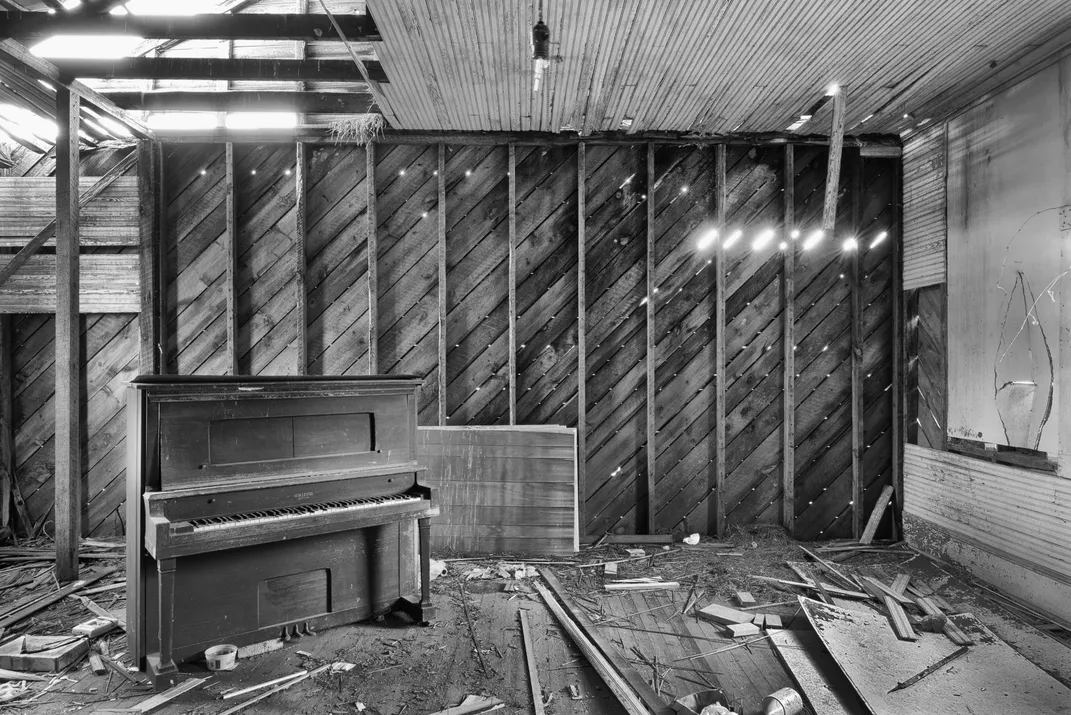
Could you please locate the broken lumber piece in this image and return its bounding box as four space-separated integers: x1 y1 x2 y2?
890 573 911 595
764 614 783 629
0 666 47 682
696 603 754 626
532 581 653 715
222 671 307 700
603 562 618 576
750 575 870 599
518 610 545 715
425 696 506 715
859 485 894 545
216 664 329 715
861 576 913 606
735 591 756 606
798 547 858 590
123 676 207 712
882 596 918 641
604 581 678 592
88 652 107 675
0 567 116 629
727 623 761 638
942 619 975 646
537 569 670 715
752 614 765 628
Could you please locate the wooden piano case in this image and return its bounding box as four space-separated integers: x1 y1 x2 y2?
126 376 437 688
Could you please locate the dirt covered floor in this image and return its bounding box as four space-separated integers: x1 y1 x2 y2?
1 527 1069 714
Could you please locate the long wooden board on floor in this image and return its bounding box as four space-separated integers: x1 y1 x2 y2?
769 629 863 715
418 426 578 554
799 597 1071 714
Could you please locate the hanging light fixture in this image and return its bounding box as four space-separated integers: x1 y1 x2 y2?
532 0 551 92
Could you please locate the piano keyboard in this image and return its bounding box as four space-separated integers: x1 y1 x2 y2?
185 493 423 532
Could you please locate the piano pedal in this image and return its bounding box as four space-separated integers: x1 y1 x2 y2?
305 622 315 636
282 626 291 642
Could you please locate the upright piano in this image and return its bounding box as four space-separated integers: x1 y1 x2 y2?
126 375 437 689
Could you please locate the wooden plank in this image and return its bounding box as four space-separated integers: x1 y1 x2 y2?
696 602 754 625
783 144 795 535
0 176 137 245
891 160 903 514
54 85 80 582
0 151 135 290
437 143 446 425
294 142 307 374
645 142 655 534
508 143 516 424
859 484 894 545
518 609 546 715
890 573 911 596
366 142 377 374
851 152 864 538
821 90 846 233
861 576 913 606
137 141 159 375
769 630 858 715
728 623 761 638
101 90 376 114
0 316 10 534
1 12 382 41
535 569 668 715
225 142 238 375
0 255 139 313
48 57 388 82
942 619 975 647
883 595 918 641
154 143 168 375
122 675 206 712
714 143 726 537
0 39 153 139
577 142 586 529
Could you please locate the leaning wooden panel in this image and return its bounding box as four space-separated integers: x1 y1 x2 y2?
418 426 578 554
0 176 139 246
0 255 138 313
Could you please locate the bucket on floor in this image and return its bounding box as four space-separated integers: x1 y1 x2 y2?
204 644 238 671
761 687 804 715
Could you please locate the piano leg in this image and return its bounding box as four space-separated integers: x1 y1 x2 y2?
147 557 181 690
393 517 435 624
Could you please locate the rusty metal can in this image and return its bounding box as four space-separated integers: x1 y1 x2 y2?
761 687 804 715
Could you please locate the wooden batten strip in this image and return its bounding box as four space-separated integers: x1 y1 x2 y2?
891 160 903 514
851 153 864 537
137 140 159 375
54 86 81 581
714 143 727 537
508 143 517 425
437 143 446 425
782 144 795 534
0 316 10 533
821 91 846 233
295 142 307 374
225 142 239 375
645 142 655 534
366 142 378 374
155 142 168 374
577 143 587 525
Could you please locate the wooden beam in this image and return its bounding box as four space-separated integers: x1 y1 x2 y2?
714 143 727 538
508 143 517 425
0 39 152 139
645 143 656 534
295 142 307 375
68 0 128 12
821 91 847 233
366 142 377 374
101 90 376 114
147 127 902 147
225 143 238 376
518 610 546 715
154 143 168 375
137 140 160 375
891 159 903 513
782 144 796 535
0 11 383 42
49 57 388 83
54 85 80 582
851 152 864 538
0 316 10 535
437 143 446 425
0 150 135 290
577 143 587 528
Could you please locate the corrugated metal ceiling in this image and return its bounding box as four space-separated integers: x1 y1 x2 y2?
368 0 1071 136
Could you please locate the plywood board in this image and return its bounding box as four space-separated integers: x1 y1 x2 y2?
799 597 1071 714
418 426 578 554
769 629 862 715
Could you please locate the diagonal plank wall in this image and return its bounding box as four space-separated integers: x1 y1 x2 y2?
6 140 898 540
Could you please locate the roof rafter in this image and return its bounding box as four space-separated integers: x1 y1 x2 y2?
49 56 388 82
0 10 383 42
102 88 377 113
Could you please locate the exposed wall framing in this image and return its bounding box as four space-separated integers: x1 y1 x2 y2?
6 139 898 540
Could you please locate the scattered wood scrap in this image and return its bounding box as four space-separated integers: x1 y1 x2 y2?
882 595 918 642
426 695 506 715
764 614 783 629
735 591 756 606
750 575 870 600
727 623 761 638
0 567 116 629
216 664 329 715
518 610 545 715
111 676 207 713
696 603 754 626
859 485 894 544
222 672 306 700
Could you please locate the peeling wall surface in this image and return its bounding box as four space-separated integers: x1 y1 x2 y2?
946 62 1064 454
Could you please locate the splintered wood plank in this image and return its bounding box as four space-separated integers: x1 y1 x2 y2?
882 595 918 642
769 630 861 715
799 598 1071 715
859 484 893 544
